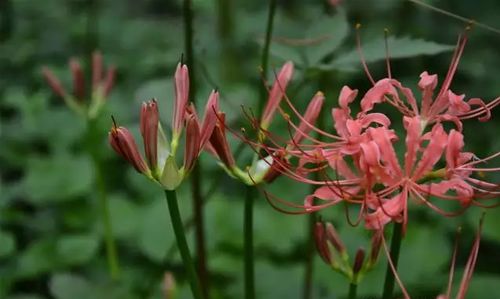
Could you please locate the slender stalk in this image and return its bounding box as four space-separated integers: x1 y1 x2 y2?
87 119 120 280
244 185 255 299
381 222 403 299
191 164 208 297
348 283 357 299
258 0 278 116
183 0 209 295
302 213 315 299
164 189 204 299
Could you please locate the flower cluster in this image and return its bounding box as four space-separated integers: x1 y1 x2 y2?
256 35 500 231
42 51 116 119
109 63 218 190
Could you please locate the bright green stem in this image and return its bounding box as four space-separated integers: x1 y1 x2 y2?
257 0 278 116
348 283 357 299
244 185 255 299
381 222 403 299
164 190 204 299
87 120 120 280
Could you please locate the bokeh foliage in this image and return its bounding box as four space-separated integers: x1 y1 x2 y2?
1 0 500 298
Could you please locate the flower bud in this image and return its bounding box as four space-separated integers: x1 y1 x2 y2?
352 247 365 275
69 58 85 100
314 222 332 264
42 67 67 99
184 113 201 173
109 125 149 175
140 99 159 173
325 222 347 256
209 113 236 169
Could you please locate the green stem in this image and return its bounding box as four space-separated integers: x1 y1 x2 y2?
182 0 209 295
381 222 403 299
164 189 204 299
87 120 120 280
258 0 278 116
244 185 255 299
302 213 315 299
348 282 357 299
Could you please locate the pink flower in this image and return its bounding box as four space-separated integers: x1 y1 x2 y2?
109 63 218 190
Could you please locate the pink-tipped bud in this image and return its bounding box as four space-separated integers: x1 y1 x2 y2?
352 248 365 275
314 222 332 264
325 222 346 255
42 67 67 98
92 51 103 90
260 61 294 128
140 99 159 171
209 113 236 169
173 63 190 136
103 66 116 98
162 272 176 299
292 91 325 143
199 90 219 149
109 123 149 174
69 58 85 100
184 113 201 173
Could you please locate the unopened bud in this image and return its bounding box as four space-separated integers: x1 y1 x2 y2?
42 67 67 99
325 222 346 255
69 58 85 100
162 272 176 299
353 248 365 275
369 230 383 266
314 222 332 264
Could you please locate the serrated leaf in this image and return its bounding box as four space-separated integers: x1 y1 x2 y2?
305 8 349 65
326 36 454 71
22 154 92 205
56 234 99 265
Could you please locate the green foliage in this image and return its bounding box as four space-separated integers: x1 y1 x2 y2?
1 0 500 298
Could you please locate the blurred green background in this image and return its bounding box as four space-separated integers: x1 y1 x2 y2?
1 0 500 298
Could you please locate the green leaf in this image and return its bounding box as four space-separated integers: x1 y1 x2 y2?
49 273 93 299
108 193 142 240
56 234 99 265
305 8 349 65
15 240 58 279
326 36 455 72
22 154 93 205
137 200 174 262
0 231 16 258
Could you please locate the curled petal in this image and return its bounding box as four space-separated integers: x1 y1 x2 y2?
365 192 405 230
403 116 421 176
447 91 470 115
446 130 464 171
418 71 438 116
338 86 358 111
360 79 397 112
412 124 448 180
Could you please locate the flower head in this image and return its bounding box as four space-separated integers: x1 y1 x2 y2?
109 63 218 190
42 51 116 119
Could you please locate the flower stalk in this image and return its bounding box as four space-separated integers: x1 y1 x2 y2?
381 222 403 299
244 185 255 299
164 189 204 299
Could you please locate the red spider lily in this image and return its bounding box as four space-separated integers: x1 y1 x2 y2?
249 31 500 231
109 63 218 190
42 51 116 118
